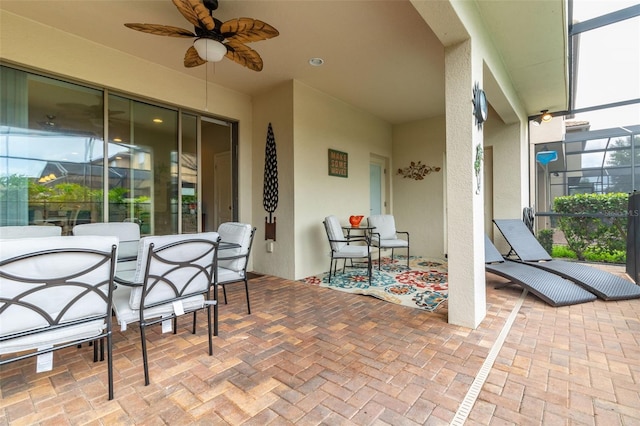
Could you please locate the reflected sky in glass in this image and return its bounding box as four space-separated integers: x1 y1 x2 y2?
571 0 640 129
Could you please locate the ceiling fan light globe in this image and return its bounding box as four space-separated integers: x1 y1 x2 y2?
193 38 226 62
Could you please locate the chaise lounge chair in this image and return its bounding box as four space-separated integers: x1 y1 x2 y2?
485 235 597 306
493 219 640 301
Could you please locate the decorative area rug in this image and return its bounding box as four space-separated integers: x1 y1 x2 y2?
301 256 448 312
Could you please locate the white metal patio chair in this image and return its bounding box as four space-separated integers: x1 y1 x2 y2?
367 215 410 269
0 235 118 400
323 215 372 285
111 232 219 386
216 222 256 314
73 222 141 273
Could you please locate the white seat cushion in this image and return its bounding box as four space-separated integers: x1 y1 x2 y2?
73 222 141 260
368 215 397 239
73 222 141 241
324 215 346 251
0 320 105 354
128 232 219 309
0 235 117 354
371 238 408 248
112 285 206 328
217 223 252 272
217 267 245 283
0 226 62 239
333 244 370 259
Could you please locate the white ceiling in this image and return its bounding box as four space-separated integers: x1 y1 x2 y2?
0 0 568 125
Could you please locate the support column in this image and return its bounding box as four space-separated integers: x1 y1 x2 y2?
445 39 486 328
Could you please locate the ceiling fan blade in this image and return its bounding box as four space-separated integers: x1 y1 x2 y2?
124 23 195 38
172 0 215 31
224 40 263 72
184 45 207 68
221 18 279 43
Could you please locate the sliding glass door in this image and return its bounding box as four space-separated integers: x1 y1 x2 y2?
0 65 235 235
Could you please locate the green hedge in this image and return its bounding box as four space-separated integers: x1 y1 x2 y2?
553 192 628 261
536 228 554 255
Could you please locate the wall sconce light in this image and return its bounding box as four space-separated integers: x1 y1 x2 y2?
532 109 553 126
397 161 441 180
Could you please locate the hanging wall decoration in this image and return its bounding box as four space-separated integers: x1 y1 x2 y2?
474 143 484 194
397 161 441 180
263 122 278 240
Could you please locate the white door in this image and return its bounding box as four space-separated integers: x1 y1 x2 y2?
214 151 232 228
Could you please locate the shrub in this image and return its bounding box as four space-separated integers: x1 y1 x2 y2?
536 228 554 255
552 245 625 263
583 248 626 264
553 192 628 260
552 245 577 259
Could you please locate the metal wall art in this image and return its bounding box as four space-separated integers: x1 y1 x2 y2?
474 144 484 194
397 161 441 180
263 122 278 240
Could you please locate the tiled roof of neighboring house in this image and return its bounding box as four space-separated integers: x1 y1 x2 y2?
565 120 590 128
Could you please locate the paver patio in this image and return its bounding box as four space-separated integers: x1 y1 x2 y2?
1 265 638 425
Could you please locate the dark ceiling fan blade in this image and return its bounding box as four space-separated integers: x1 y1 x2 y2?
221 18 279 43
184 46 207 68
172 0 215 31
224 40 263 71
124 23 195 38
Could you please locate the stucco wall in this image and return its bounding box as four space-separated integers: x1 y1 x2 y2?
252 82 295 279
392 116 446 259
251 81 392 280
293 82 393 280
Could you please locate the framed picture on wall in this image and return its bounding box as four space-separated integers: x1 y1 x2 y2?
328 149 348 178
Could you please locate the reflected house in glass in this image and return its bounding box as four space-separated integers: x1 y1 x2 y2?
536 124 640 212
1 126 153 229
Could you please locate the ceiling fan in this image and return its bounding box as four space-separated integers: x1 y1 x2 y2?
56 103 125 119
36 114 96 137
124 0 279 71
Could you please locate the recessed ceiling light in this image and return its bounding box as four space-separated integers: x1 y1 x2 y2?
309 57 324 66
153 118 163 123
113 138 122 142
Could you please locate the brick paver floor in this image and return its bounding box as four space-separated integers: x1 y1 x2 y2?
1 265 638 425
